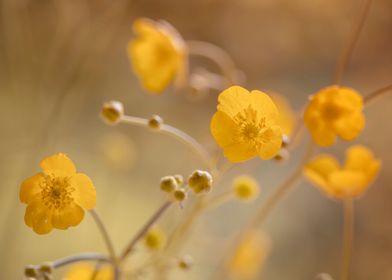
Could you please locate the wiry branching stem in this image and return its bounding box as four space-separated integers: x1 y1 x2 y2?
341 199 354 280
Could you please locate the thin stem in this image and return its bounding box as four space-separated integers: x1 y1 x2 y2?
51 253 110 269
364 84 392 105
250 142 315 228
120 115 216 174
334 0 373 85
341 199 354 280
203 190 234 210
119 201 172 263
187 40 239 85
89 210 117 262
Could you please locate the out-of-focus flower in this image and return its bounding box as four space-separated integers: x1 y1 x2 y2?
232 175 260 201
20 153 96 234
304 86 365 147
228 231 271 279
304 145 381 199
270 94 297 137
63 263 113 280
144 228 167 250
210 86 282 162
99 132 137 169
128 18 187 94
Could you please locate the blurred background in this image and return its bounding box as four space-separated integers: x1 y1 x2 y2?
0 0 391 279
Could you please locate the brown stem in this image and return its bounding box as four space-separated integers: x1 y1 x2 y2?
340 199 354 280
364 84 392 105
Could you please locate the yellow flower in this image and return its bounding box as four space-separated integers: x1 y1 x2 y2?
210 86 282 162
228 231 271 279
63 263 113 280
304 145 381 199
233 175 260 201
144 228 166 250
304 86 365 147
270 94 297 137
128 18 187 94
20 153 96 234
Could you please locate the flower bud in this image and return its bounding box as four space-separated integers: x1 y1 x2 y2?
39 263 53 274
148 115 163 130
173 189 187 202
274 148 289 162
101 101 124 125
233 175 260 201
178 255 193 270
24 265 38 278
144 228 166 250
160 176 178 193
188 170 213 194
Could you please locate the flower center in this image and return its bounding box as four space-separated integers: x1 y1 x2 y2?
234 106 266 146
321 102 344 120
40 174 75 209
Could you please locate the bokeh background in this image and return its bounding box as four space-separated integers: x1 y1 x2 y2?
0 0 391 279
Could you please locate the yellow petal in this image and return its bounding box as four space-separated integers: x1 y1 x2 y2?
249 90 280 121
329 170 368 199
210 111 238 148
52 204 84 230
20 173 44 204
257 126 282 160
344 145 381 185
308 120 336 147
334 112 365 141
64 263 113 280
224 142 258 163
334 86 363 111
25 199 53 234
217 86 252 117
40 153 76 174
71 173 97 209
270 94 297 136
304 155 340 189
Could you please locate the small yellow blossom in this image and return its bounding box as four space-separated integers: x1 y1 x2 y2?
304 145 381 199
270 94 297 137
128 18 187 94
210 86 283 162
228 231 271 279
233 175 260 201
63 263 113 280
20 153 96 234
144 228 167 250
304 86 365 147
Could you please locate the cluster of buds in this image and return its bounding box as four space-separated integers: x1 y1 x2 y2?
24 263 53 280
187 170 213 194
160 174 187 203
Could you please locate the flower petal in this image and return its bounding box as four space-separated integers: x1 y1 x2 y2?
71 173 97 209
329 170 368 199
217 86 252 117
20 173 44 204
249 90 279 121
304 155 340 189
334 112 365 141
25 199 53 234
40 153 76 174
344 145 381 184
223 142 258 163
52 204 84 230
210 111 238 148
258 126 282 160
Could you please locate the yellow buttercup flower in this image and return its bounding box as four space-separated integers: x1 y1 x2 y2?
304 85 365 147
304 145 381 199
228 231 271 279
63 263 113 280
210 86 283 162
128 18 187 94
144 228 167 250
20 153 96 234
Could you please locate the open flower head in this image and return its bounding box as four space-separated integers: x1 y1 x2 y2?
304 145 381 199
211 86 282 162
228 230 271 279
304 86 365 147
63 263 113 280
128 18 187 94
20 153 96 234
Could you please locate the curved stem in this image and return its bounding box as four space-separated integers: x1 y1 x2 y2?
187 40 239 85
334 0 373 85
89 210 117 262
341 199 354 280
120 115 217 174
51 253 111 268
119 201 172 263
203 190 234 210
364 84 392 105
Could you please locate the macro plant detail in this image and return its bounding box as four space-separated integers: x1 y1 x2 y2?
9 0 392 280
